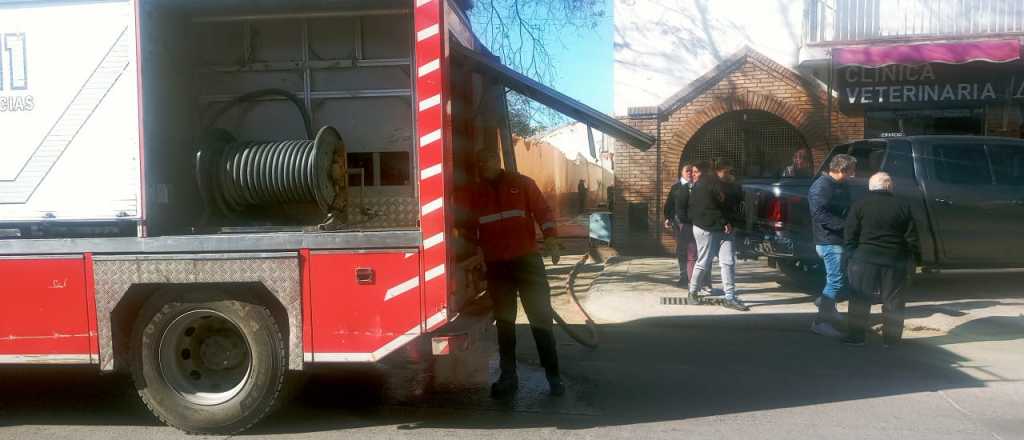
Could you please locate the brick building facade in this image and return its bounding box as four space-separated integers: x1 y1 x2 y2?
611 47 865 254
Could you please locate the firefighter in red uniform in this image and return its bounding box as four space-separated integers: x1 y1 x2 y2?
466 148 565 398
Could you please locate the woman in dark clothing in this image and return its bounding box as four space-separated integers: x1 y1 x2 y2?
842 172 920 347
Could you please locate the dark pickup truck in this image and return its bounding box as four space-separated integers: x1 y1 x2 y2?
739 136 1024 290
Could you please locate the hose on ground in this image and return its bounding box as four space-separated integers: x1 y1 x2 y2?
552 245 600 349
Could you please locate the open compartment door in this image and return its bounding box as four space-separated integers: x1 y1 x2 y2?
451 42 655 151
0 0 141 224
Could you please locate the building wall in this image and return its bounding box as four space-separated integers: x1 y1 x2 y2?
613 0 805 115
611 1 1024 255
514 137 614 227
536 122 616 172
611 115 662 254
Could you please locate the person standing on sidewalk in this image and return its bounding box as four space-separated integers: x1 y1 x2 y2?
842 172 919 347
664 164 697 287
686 161 749 311
577 179 588 214
464 148 565 398
808 154 857 337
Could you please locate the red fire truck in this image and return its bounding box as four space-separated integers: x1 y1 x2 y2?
0 0 652 434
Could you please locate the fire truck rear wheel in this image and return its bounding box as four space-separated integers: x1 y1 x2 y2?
129 291 287 435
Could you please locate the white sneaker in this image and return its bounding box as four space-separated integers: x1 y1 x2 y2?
811 320 842 338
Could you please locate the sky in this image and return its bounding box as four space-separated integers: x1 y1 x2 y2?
543 0 615 115
469 0 616 118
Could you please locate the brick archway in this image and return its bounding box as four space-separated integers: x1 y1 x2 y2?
664 91 828 178
611 47 865 255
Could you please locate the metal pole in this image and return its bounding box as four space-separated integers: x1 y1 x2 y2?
192 9 410 23
302 20 313 128
355 18 364 61
655 113 662 250
827 49 834 149
498 89 518 172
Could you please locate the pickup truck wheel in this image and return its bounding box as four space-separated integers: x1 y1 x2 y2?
777 261 825 294
129 292 287 435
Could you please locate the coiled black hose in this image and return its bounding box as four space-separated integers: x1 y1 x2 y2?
204 88 314 140
199 126 342 215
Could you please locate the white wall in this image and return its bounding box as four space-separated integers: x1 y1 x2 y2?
536 122 615 171
614 0 805 114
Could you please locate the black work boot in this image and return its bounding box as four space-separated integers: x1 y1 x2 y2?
883 323 903 348
843 295 869 346
547 376 566 397
490 372 519 399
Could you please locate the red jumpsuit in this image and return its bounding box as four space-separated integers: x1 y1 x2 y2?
464 171 560 381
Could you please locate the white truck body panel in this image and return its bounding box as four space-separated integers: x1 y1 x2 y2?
0 0 140 222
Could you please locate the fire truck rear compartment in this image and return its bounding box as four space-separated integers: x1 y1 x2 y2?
140 0 416 236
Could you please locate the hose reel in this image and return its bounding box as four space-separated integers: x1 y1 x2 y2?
196 126 349 224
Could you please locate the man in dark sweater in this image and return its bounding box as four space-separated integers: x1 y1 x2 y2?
686 161 748 311
664 165 691 286
842 172 920 347
664 164 699 287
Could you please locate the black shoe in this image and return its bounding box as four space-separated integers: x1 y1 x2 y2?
548 377 566 397
721 297 750 312
841 335 866 346
685 291 702 305
883 326 903 348
490 374 519 399
675 278 688 288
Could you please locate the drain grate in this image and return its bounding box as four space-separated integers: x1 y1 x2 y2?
661 297 687 305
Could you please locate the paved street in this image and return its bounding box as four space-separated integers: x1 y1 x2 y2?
1 255 1022 439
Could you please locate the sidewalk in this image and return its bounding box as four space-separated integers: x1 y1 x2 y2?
578 257 1024 337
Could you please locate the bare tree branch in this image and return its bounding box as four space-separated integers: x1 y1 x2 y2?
467 0 606 136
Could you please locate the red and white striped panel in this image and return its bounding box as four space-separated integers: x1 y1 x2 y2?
414 0 449 332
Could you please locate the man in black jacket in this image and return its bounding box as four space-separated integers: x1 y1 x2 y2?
664 164 697 287
808 153 857 337
842 172 919 347
686 161 748 311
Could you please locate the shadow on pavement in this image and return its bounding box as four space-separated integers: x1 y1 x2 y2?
2 265 1021 434
904 300 1006 319
917 315 1024 347
908 271 1024 301
0 311 1015 435
251 313 1006 435
0 367 157 428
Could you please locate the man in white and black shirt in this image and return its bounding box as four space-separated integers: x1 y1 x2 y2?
664 164 697 287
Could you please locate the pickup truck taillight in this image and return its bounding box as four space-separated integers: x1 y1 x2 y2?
761 196 786 230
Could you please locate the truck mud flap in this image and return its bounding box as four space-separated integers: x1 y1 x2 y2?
428 295 494 390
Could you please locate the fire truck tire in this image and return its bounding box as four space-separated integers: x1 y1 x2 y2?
129 291 287 435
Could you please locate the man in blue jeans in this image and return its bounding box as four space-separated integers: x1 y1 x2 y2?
808 154 857 337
